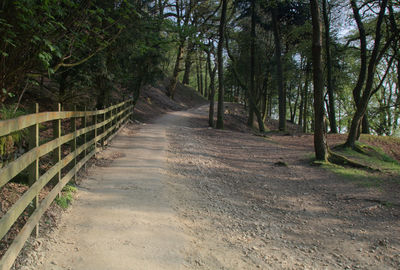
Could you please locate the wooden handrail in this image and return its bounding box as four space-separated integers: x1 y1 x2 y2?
0 100 129 137
0 99 133 270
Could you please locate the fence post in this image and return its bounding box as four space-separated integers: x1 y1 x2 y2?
108 103 114 136
84 106 87 170
115 103 118 130
114 103 117 130
119 102 122 127
113 104 115 132
94 109 97 158
134 98 135 119
123 101 126 123
51 103 62 198
117 104 119 130
100 106 105 148
103 106 106 147
57 104 62 197
28 103 39 237
72 106 77 182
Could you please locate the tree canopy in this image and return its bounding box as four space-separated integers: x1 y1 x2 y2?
1 0 400 158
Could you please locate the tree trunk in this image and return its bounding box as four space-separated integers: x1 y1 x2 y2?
322 0 338 133
216 0 228 129
361 114 370 134
268 91 272 117
345 0 388 148
207 49 217 127
58 70 69 104
302 67 310 132
196 54 200 93
271 7 286 131
225 30 265 132
132 77 143 106
394 58 400 131
248 107 255 127
298 86 304 127
182 40 194 85
311 0 328 160
292 85 300 123
261 74 269 121
204 56 208 98
199 54 204 96
166 44 184 99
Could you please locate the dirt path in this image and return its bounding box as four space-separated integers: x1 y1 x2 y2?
25 112 194 270
18 105 400 270
166 106 400 269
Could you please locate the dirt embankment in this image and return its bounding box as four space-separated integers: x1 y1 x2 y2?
133 78 207 122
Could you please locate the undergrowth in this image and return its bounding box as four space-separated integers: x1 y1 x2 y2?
0 105 26 162
55 184 77 209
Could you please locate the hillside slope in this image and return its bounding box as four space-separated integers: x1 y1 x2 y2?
134 78 207 122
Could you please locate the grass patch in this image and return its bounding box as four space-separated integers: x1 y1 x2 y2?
335 142 400 175
319 142 400 188
55 184 77 209
322 162 383 188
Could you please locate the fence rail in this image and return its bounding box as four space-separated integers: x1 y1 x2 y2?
0 99 134 270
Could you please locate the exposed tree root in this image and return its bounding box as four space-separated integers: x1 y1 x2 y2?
339 196 400 208
253 132 269 138
332 143 371 156
353 143 372 155
327 149 381 172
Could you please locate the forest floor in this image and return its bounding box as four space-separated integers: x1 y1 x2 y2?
14 104 400 269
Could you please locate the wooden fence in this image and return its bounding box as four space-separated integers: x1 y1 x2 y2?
0 99 134 269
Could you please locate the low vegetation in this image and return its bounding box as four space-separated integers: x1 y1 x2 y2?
322 141 400 188
55 184 77 210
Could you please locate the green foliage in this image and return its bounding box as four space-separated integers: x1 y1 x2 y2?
0 105 26 159
55 184 77 209
0 0 136 102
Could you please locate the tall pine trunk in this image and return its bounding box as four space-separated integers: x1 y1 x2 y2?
166 44 184 99
207 49 217 127
271 7 286 131
302 67 310 132
322 0 338 133
311 0 328 160
199 54 204 96
182 40 194 85
216 0 228 129
249 0 265 132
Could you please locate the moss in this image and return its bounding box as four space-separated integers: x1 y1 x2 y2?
321 141 400 188
334 142 400 175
